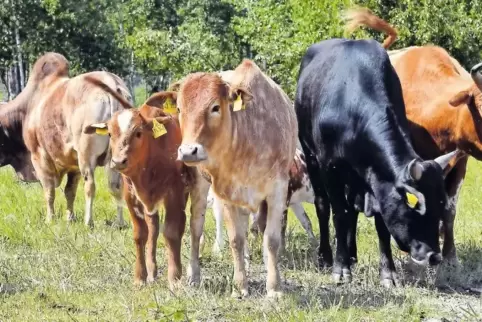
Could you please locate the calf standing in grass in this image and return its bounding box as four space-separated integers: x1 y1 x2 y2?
84 78 209 289
5 52 129 226
295 38 461 286
174 60 298 298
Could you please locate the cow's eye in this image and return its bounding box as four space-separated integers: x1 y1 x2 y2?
211 105 220 113
136 131 142 138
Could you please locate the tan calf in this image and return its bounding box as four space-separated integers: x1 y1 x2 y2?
174 60 298 297
7 52 128 226
84 77 209 289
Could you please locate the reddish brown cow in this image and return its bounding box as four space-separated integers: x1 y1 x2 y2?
3 52 128 226
345 8 480 264
84 77 210 288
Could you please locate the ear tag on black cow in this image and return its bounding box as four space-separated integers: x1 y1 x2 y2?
406 192 418 208
95 128 109 135
152 119 167 139
233 94 245 112
163 98 178 115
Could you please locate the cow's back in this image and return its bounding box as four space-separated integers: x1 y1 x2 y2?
222 61 297 186
296 39 411 170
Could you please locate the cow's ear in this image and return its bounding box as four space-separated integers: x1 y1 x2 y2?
449 90 473 106
228 87 253 112
84 123 109 135
402 185 426 215
143 91 178 115
167 79 183 92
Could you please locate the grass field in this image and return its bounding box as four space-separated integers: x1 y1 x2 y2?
0 160 482 321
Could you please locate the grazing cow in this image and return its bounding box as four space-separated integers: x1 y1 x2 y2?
174 60 298 298
204 147 316 256
84 78 209 288
7 52 129 226
295 38 461 286
345 8 481 264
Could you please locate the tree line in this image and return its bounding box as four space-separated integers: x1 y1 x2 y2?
1 0 481 102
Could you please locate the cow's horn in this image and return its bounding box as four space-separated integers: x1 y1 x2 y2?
433 150 461 170
470 63 482 90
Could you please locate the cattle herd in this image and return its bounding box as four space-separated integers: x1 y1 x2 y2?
1 8 481 298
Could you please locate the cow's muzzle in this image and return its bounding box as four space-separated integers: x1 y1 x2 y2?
177 143 207 164
110 157 128 170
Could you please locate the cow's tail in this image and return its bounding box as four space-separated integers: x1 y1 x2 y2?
97 74 133 228
343 7 398 50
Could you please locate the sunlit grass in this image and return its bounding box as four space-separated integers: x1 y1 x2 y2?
1 159 482 321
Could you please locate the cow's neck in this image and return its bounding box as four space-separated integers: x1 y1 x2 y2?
456 101 482 159
0 82 35 130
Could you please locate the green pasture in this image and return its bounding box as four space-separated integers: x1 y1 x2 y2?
0 159 482 321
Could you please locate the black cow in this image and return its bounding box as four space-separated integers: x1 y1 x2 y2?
0 101 37 182
294 38 461 286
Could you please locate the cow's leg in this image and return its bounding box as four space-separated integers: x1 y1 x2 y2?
346 211 359 265
106 165 126 228
64 172 81 222
301 149 333 268
264 180 288 298
125 193 148 285
375 213 399 287
164 190 186 290
211 195 225 256
79 159 96 227
31 156 57 223
249 211 259 236
224 204 249 298
145 212 160 283
187 176 209 286
441 157 467 264
280 208 288 253
290 202 316 244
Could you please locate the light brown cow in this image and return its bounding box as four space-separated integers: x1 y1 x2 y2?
345 8 482 265
14 52 130 226
174 60 298 298
84 77 210 289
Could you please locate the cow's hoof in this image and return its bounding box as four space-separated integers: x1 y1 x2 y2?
133 279 146 287
147 275 156 284
66 212 75 222
267 290 283 299
231 289 249 299
333 270 352 284
187 266 201 286
112 219 128 229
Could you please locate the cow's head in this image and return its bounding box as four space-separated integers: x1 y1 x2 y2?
173 72 252 166
84 92 177 173
375 150 464 266
0 122 37 182
449 63 482 112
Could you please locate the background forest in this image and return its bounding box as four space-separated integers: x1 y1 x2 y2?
2 0 481 103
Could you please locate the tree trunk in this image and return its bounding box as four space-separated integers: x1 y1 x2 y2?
128 51 136 103
12 0 25 90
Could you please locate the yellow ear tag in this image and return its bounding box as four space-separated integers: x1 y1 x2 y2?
406 192 418 208
163 98 178 115
152 119 167 139
233 94 245 112
95 128 108 135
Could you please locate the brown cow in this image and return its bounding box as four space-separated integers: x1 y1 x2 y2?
345 8 480 265
9 52 130 226
174 60 298 298
84 77 210 289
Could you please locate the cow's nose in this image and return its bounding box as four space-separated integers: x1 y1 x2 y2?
428 252 442 266
110 157 128 170
177 144 207 163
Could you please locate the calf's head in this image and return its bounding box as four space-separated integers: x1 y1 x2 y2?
84 92 177 173
172 73 252 166
376 150 464 266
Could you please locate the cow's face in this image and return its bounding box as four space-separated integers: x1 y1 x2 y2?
377 151 463 266
0 125 37 182
84 93 175 173
175 73 252 167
